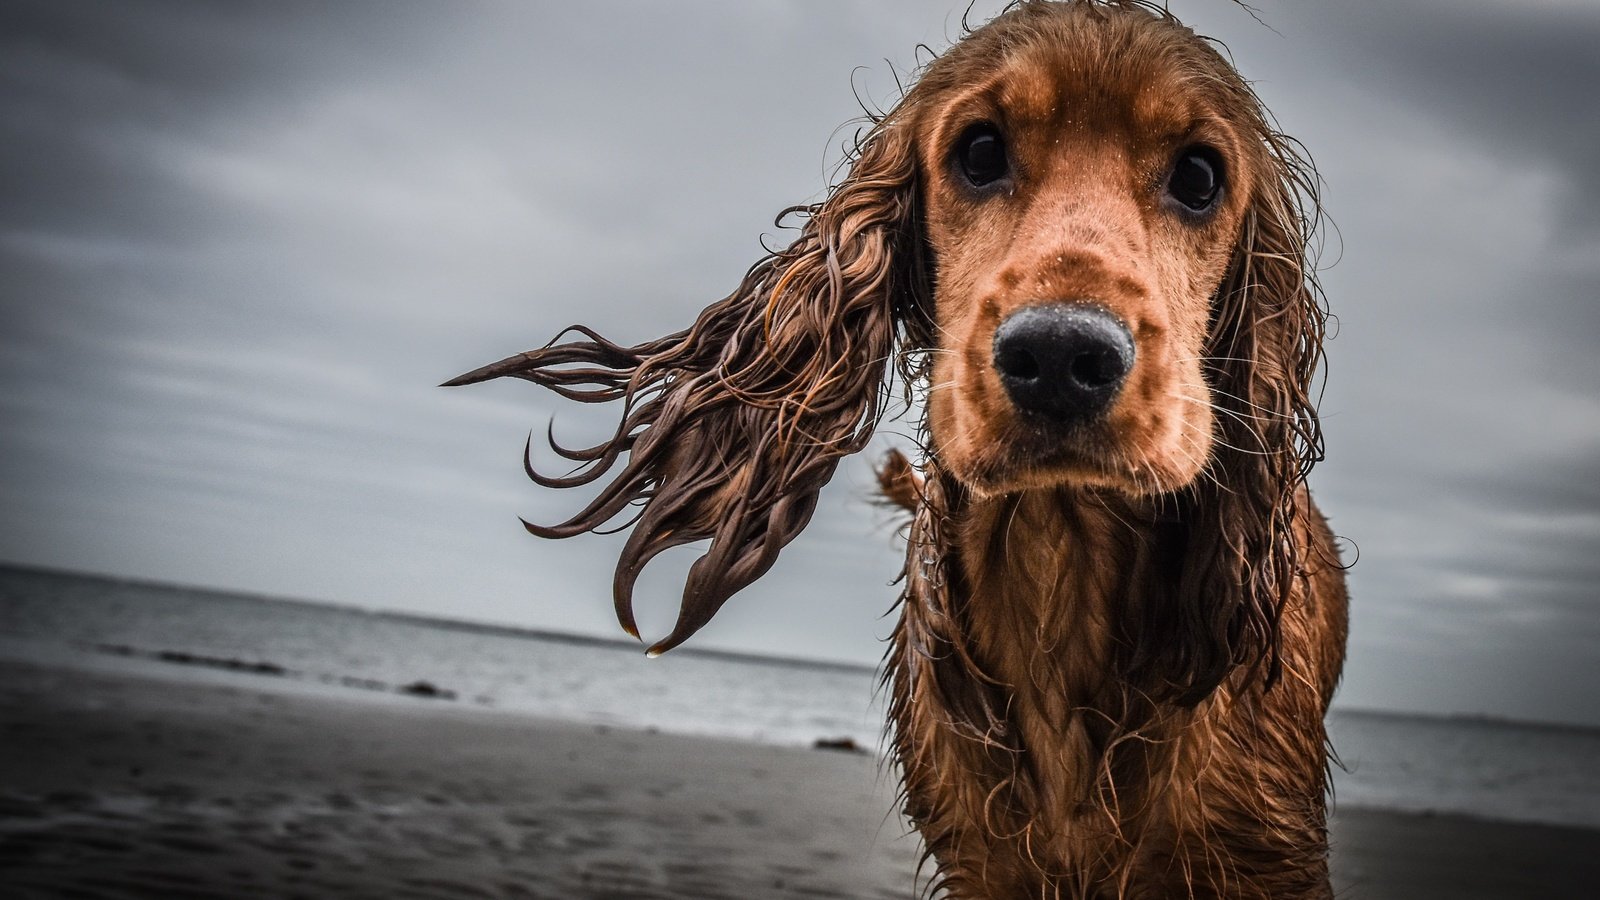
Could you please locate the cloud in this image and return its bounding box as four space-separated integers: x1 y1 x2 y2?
1291 0 1600 234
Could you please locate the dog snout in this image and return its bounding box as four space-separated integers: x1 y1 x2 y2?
992 303 1135 426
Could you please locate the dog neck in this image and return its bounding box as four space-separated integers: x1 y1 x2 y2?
895 471 1209 823
958 481 1189 683
964 484 1194 777
892 468 1336 895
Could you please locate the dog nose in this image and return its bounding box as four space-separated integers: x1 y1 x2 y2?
992 304 1135 425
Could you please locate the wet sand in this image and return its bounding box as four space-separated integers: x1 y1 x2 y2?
2 659 1596 899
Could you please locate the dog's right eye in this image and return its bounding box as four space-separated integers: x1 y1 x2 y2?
955 123 1009 188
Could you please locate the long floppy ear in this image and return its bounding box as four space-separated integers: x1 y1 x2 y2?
446 117 925 655
1143 132 1327 706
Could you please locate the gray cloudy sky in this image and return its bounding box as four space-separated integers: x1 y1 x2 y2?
2 1 1596 726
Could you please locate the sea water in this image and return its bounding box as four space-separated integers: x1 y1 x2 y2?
2 565 1596 830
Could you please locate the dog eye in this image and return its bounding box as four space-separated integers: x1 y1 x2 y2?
1168 148 1223 212
955 123 1009 188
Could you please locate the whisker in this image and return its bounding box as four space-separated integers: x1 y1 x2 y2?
1167 392 1289 425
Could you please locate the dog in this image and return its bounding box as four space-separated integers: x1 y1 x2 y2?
448 2 1348 896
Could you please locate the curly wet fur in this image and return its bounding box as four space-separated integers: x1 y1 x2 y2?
450 2 1348 896
447 127 930 654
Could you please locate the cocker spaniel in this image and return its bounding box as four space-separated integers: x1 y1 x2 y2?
449 2 1348 896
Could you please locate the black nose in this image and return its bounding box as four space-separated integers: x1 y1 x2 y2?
992 304 1135 426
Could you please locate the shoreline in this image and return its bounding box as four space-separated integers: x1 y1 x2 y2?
3 657 1598 898
0 561 878 676
5 560 1592 737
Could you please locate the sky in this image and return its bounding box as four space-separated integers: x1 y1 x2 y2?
1 0 1596 727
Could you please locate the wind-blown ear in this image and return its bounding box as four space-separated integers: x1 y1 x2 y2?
446 117 923 654
1146 133 1328 705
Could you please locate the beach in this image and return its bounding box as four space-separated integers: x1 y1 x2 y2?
2 659 1596 899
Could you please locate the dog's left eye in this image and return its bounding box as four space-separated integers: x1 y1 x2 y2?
1168 148 1223 212
955 123 1009 188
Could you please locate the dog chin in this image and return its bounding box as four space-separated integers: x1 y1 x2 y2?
950 434 1207 499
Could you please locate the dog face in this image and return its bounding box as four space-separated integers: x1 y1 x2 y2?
914 17 1264 498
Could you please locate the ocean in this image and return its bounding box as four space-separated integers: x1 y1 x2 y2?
2 564 1595 831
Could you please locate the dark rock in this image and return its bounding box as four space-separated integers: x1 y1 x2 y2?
812 736 867 754
398 680 456 700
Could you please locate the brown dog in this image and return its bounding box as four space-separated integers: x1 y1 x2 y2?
450 2 1347 896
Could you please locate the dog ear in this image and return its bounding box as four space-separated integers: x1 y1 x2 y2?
447 117 924 654
1145 135 1328 705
